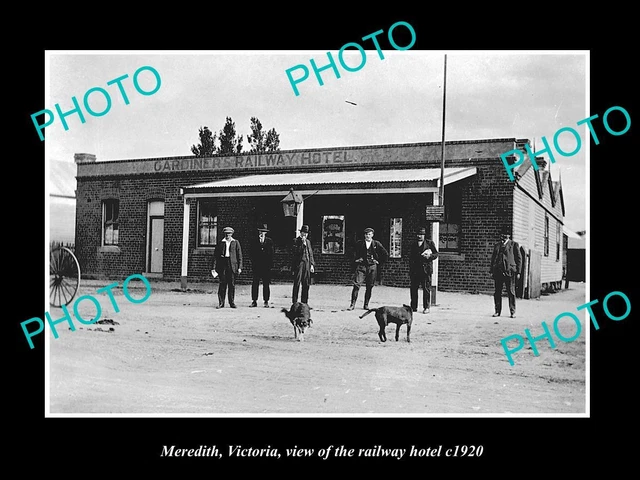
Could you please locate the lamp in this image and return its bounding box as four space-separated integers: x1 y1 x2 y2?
280 188 304 217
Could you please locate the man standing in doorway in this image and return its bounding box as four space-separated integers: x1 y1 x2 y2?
291 225 315 304
409 227 439 314
250 224 274 308
490 228 522 318
213 226 243 309
348 227 388 311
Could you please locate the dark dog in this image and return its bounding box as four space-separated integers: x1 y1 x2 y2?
281 302 313 341
360 305 413 342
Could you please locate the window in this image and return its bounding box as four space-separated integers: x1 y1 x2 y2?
103 200 119 246
556 222 561 262
544 214 550 257
389 218 402 258
440 223 459 251
198 201 217 247
439 183 462 252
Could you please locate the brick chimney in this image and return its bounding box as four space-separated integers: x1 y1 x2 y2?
74 153 96 164
515 138 529 152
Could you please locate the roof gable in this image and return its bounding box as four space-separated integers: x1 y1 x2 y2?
534 167 544 199
556 179 565 216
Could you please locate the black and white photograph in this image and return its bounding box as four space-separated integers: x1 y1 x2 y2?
43 49 590 416
14 15 636 471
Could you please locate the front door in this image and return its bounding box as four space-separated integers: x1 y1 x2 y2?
149 217 164 273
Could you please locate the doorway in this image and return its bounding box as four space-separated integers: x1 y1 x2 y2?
147 200 165 274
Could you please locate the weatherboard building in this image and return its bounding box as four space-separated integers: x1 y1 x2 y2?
73 137 565 296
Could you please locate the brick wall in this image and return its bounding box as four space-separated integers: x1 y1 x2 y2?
438 164 516 294
76 174 435 286
74 139 552 293
76 165 520 292
187 192 431 287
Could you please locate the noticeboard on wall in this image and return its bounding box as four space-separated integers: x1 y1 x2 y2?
425 205 445 222
390 217 402 258
322 215 345 254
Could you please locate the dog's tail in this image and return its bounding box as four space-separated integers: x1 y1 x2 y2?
359 309 375 319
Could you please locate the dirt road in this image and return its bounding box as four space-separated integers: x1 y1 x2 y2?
48 279 587 415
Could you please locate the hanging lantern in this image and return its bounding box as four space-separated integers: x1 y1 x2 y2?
280 188 304 217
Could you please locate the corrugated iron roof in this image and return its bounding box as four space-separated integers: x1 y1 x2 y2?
186 167 474 190
564 226 586 249
563 226 582 239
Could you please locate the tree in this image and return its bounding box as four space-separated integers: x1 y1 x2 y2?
218 116 243 155
191 126 217 157
191 117 280 157
265 128 280 152
247 117 280 153
247 117 266 153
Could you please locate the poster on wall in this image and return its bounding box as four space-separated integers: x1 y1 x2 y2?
322 215 345 254
390 217 402 258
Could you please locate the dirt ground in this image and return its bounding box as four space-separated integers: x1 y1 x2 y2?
48 278 587 415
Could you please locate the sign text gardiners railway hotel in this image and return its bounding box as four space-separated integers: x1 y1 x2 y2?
75 141 513 176
154 150 372 172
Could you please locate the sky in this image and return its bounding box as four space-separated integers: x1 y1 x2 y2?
45 51 587 232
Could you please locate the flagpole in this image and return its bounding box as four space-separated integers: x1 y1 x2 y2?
440 54 447 204
432 54 447 307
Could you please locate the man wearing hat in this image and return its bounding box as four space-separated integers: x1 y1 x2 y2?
250 224 274 308
409 227 439 314
348 227 388 310
213 226 243 308
490 228 522 318
291 225 315 304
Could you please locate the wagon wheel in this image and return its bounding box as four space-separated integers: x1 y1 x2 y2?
50 246 81 307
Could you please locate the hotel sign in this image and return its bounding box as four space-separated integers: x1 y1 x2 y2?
76 140 515 178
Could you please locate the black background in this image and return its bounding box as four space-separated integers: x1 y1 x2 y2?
13 10 635 474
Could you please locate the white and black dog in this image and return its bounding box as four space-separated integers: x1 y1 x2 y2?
281 302 313 341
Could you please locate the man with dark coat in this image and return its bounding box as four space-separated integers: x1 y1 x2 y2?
291 225 315 304
347 227 389 311
409 227 439 314
212 226 243 309
250 224 274 308
490 228 522 318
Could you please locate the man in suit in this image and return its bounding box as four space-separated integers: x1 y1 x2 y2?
213 226 243 308
347 227 389 311
250 224 274 308
409 227 439 314
291 225 315 304
490 228 522 318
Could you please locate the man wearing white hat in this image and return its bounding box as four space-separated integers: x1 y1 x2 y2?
213 226 243 308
